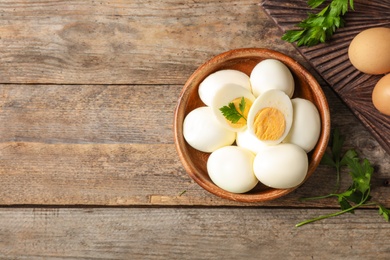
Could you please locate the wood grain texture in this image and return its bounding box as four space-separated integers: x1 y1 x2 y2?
1 83 389 206
0 0 390 257
261 0 390 155
0 84 179 144
0 208 389 259
0 0 280 85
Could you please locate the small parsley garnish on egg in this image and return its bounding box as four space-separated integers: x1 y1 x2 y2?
219 97 247 124
296 129 390 227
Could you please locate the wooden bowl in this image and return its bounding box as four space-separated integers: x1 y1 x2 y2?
174 48 331 202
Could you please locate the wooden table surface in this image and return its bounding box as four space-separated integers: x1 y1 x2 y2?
0 1 389 259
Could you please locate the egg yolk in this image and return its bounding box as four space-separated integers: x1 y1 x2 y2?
226 97 253 128
253 107 285 141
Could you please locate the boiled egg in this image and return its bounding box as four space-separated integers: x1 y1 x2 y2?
198 69 251 107
250 59 294 97
236 128 269 155
183 106 236 153
211 83 255 132
283 98 321 152
247 89 293 145
253 143 308 189
207 146 258 193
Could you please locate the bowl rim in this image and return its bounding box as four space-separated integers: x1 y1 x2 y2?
173 47 331 202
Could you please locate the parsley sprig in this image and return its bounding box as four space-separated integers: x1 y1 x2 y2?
219 97 247 124
296 129 390 227
282 0 355 47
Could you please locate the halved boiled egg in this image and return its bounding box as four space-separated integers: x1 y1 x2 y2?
247 89 293 145
198 69 251 107
207 146 258 193
183 106 236 153
211 84 255 132
250 59 294 98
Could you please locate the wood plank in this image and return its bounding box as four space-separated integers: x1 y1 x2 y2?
0 84 181 144
0 84 389 206
0 207 389 259
0 0 298 85
0 141 389 207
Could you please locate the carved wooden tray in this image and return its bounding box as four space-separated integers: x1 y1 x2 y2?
261 0 390 154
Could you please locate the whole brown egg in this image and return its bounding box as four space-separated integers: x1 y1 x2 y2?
348 27 390 75
372 74 390 116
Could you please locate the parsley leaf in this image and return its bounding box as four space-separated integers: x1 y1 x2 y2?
282 0 354 47
219 97 247 124
296 128 390 227
344 156 373 194
239 97 246 115
379 204 390 222
308 0 326 9
319 128 346 192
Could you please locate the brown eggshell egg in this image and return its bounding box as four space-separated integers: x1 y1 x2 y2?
348 27 390 75
372 74 390 116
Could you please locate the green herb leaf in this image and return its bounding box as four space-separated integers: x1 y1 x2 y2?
178 190 187 196
344 156 373 194
308 0 326 9
338 195 354 213
349 0 355 10
340 149 357 167
282 0 355 47
319 128 347 191
379 205 390 222
238 97 246 114
320 152 336 167
219 97 246 124
296 128 390 227
331 128 344 163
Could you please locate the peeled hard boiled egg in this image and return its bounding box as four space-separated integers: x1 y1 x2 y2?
247 89 293 145
211 84 255 132
207 146 258 193
236 128 269 155
253 143 308 189
198 69 251 107
372 73 390 116
348 27 390 75
250 59 294 97
183 106 236 153
283 98 321 152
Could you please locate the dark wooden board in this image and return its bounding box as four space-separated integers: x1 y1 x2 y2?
261 0 390 155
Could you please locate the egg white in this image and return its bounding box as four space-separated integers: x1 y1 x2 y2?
283 98 321 152
253 143 308 189
250 59 294 98
198 69 251 107
207 146 258 193
183 106 236 153
236 128 269 155
211 84 255 132
247 89 293 145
